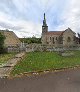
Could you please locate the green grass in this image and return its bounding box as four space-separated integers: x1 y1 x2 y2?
12 51 80 75
0 53 15 65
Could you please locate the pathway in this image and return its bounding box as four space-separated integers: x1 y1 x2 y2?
0 52 25 78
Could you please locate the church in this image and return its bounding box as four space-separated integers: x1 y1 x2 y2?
41 13 77 47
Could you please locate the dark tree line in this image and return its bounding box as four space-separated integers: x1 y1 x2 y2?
78 33 80 44
0 32 6 54
19 37 41 44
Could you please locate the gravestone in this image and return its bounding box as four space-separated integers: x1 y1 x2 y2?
59 51 74 57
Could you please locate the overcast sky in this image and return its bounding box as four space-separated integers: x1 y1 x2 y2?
0 0 80 37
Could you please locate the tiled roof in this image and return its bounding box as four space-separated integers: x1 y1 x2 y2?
46 31 64 35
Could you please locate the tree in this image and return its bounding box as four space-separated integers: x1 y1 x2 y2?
19 37 41 44
0 32 6 54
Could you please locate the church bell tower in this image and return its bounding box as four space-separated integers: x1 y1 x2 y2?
42 13 48 34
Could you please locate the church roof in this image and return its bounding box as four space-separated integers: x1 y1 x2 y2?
46 31 64 35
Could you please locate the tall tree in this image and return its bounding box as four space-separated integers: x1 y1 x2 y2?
0 32 6 54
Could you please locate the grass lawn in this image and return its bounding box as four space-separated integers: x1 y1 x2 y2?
12 51 80 75
0 53 15 65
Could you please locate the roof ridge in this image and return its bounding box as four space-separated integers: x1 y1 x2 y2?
46 31 64 35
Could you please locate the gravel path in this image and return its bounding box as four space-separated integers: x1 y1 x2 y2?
0 68 80 92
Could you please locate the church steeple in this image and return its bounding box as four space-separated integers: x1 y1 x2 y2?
43 13 47 26
44 13 46 20
42 13 48 34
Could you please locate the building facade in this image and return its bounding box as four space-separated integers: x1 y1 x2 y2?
0 29 21 47
41 13 77 47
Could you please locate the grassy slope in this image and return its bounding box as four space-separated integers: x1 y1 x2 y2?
0 53 15 65
12 51 80 75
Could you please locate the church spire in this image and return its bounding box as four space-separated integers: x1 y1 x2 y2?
43 13 47 26
44 13 46 20
42 13 48 34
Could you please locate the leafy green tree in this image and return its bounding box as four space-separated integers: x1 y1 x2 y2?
0 32 6 54
19 37 41 44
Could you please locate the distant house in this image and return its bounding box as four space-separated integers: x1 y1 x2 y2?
0 29 21 47
41 13 77 47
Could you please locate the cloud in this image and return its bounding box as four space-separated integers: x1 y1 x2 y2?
0 12 42 37
53 0 80 33
0 0 80 38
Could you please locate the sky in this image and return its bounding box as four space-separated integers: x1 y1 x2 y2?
0 0 80 38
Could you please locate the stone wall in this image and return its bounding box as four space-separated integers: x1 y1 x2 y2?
7 47 20 53
6 43 80 53
63 29 76 47
25 44 80 52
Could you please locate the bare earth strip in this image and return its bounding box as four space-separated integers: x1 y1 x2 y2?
0 52 25 78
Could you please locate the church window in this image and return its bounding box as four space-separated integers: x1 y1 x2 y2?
50 37 51 40
67 37 71 42
53 37 55 44
73 36 76 41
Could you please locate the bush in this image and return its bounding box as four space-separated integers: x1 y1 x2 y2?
0 32 6 54
0 47 7 54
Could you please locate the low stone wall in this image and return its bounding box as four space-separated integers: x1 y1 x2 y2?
7 46 26 53
7 44 80 53
7 47 20 53
25 44 80 52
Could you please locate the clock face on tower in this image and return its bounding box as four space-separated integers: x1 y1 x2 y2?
43 27 46 30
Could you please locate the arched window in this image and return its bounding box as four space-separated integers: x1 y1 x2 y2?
50 37 51 40
67 37 71 42
53 37 55 44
